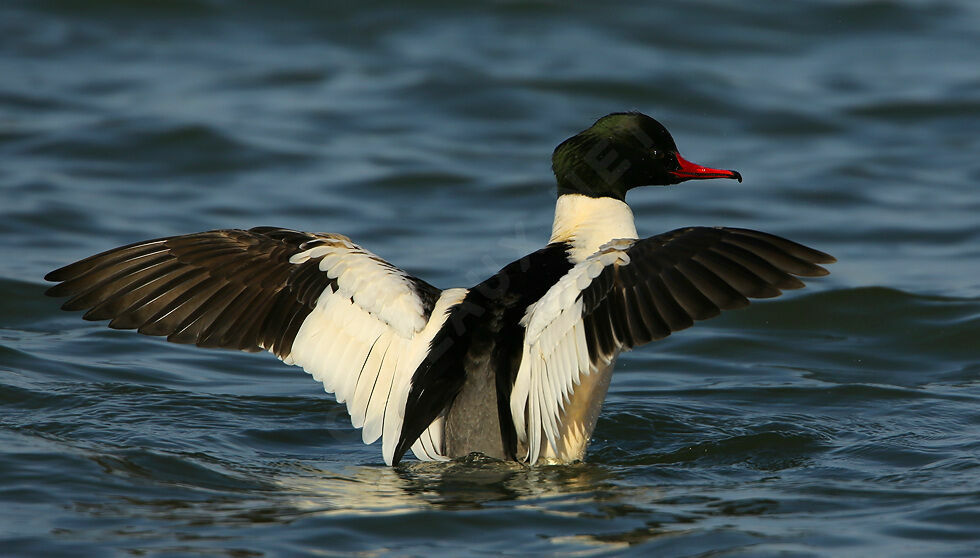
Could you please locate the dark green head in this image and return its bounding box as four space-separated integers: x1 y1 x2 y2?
552 112 742 200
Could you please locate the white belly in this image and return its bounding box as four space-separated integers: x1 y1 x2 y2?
537 358 617 463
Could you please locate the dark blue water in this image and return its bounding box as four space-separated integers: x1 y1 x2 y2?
2 1 979 555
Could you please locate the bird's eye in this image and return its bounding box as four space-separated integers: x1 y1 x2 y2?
651 149 662 158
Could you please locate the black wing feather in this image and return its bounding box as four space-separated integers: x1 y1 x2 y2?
580 227 834 357
45 227 441 359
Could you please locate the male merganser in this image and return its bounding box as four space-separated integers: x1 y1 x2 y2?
45 112 835 466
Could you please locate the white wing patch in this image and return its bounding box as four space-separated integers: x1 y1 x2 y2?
511 240 633 464
283 235 466 465
289 236 427 337
411 415 449 462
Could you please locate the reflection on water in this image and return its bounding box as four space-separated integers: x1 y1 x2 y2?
276 457 667 551
279 456 616 515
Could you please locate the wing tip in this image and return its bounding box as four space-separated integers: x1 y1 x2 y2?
816 253 837 265
45 280 76 298
799 262 833 278
391 439 410 466
44 269 65 283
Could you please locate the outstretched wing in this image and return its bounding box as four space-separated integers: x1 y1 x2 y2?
45 226 457 465
510 227 836 464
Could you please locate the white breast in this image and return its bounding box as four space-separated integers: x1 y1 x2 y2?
548 194 639 263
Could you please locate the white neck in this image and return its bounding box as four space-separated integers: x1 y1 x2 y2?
549 194 639 263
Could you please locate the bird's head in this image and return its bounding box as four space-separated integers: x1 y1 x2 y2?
552 112 742 200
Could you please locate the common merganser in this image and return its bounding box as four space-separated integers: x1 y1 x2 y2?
45 112 835 466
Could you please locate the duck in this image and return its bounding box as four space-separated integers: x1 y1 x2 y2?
45 112 835 466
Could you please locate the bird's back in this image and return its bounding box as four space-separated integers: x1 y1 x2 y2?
398 242 575 462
